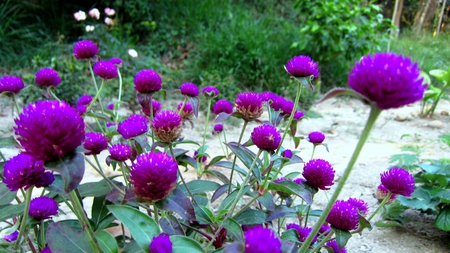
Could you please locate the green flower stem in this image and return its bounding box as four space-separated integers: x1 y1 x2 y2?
48 87 61 101
118 162 130 187
222 125 230 158
169 145 198 206
309 230 334 252
310 145 317 160
303 205 312 227
15 186 33 250
115 68 123 121
178 97 188 115
232 194 260 219
202 98 213 148
39 220 45 250
263 161 286 189
153 203 159 222
149 95 155 145
299 105 382 252
276 82 303 154
368 192 393 221
86 156 125 195
218 133 227 158
69 190 103 253
86 79 106 113
12 95 21 115
227 120 249 194
88 61 104 112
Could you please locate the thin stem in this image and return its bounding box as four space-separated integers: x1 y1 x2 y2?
309 230 334 252
228 121 249 194
48 87 61 101
12 95 21 115
69 190 103 253
88 61 104 112
86 79 105 113
218 133 227 158
201 98 212 148
39 220 46 250
303 205 311 227
85 157 125 195
149 95 155 145
15 187 33 250
153 203 159 222
277 83 303 154
169 145 198 206
232 194 260 218
263 161 286 188
178 97 188 115
310 145 317 160
115 68 123 121
222 126 230 158
368 192 393 221
299 106 382 252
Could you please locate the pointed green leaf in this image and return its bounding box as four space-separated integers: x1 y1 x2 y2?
0 183 16 206
159 215 184 235
280 229 301 243
45 152 85 193
0 203 25 221
435 205 450 231
214 161 247 177
316 88 370 105
214 112 232 123
219 186 251 212
268 181 313 204
234 209 267 225
429 69 449 82
46 222 92 253
187 96 200 118
178 180 220 195
171 235 205 253
155 188 195 221
108 205 160 253
333 228 352 249
225 142 261 170
0 136 18 149
96 230 118 253
223 218 244 242
204 155 226 170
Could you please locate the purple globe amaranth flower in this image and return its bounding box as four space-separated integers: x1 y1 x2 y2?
73 40 98 60
213 99 233 114
202 86 219 98
213 123 223 133
348 198 369 216
326 240 347 253
76 105 87 115
286 223 317 244
294 111 305 120
326 200 360 231
269 95 285 111
28 196 58 220
285 55 319 78
77 94 93 106
251 125 281 152
109 144 132 162
0 76 24 94
302 159 335 190
375 184 397 203
308 131 325 144
41 247 52 253
282 149 293 159
244 226 281 253
348 52 426 110
107 103 114 110
235 92 263 121
177 102 194 120
35 68 61 87
83 132 108 155
194 151 207 163
14 100 85 161
142 99 162 117
380 167 415 197
2 230 19 242
293 177 305 184
130 152 178 202
2 153 46 191
151 110 183 143
93 60 118 79
109 57 123 66
117 114 149 139
134 69 162 94
180 83 199 97
260 91 277 102
319 224 331 235
281 100 294 116
150 233 172 253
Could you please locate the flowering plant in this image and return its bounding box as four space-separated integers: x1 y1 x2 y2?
0 39 427 253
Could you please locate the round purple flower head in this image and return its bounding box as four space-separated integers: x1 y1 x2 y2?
2 230 19 242
348 53 426 110
150 233 172 253
244 226 281 253
326 240 347 253
326 200 359 231
41 247 52 253
142 100 162 117
151 110 183 143
213 99 233 115
308 131 325 144
285 55 319 78
35 68 61 87
14 100 85 161
260 91 277 103
282 149 293 159
235 92 263 121
269 95 285 111
117 114 148 139
202 86 219 98
93 60 118 79
380 167 415 197
177 102 194 120
281 100 294 116
73 40 98 60
251 125 281 152
286 223 317 244
76 105 87 115
375 184 397 203
83 132 108 155
293 177 305 185
107 103 114 110
0 76 24 94
109 144 132 162
180 83 199 97
134 69 162 94
194 151 207 163
28 196 58 220
319 224 331 235
109 57 123 66
130 152 178 202
213 123 223 133
347 198 369 216
293 111 305 120
77 94 93 106
302 159 335 190
2 153 46 191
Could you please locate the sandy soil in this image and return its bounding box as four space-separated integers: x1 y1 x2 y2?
1 97 449 252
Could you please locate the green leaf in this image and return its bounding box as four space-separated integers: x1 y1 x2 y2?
333 228 352 249
234 209 267 225
214 161 247 177
78 179 113 198
225 142 261 170
159 215 184 235
0 203 25 221
429 69 449 82
155 188 195 221
108 205 160 253
178 180 220 195
45 152 85 193
374 220 403 228
0 183 16 206
121 240 145 253
204 155 227 170
389 154 419 167
203 170 230 184
219 186 251 213
267 181 313 204
171 235 205 253
187 96 200 118
96 230 118 253
436 190 450 203
258 192 275 212
91 196 112 228
0 136 18 148
316 87 369 105
46 222 92 253
223 218 244 242
280 229 301 243
435 205 450 231
194 205 214 224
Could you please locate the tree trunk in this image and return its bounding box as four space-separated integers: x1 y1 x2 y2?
413 0 438 35
436 0 447 35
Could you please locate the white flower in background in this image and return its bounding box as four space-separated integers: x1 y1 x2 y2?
85 25 95 32
128 49 138 58
89 8 100 20
104 7 116 16
104 17 114 26
74 10 86 21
